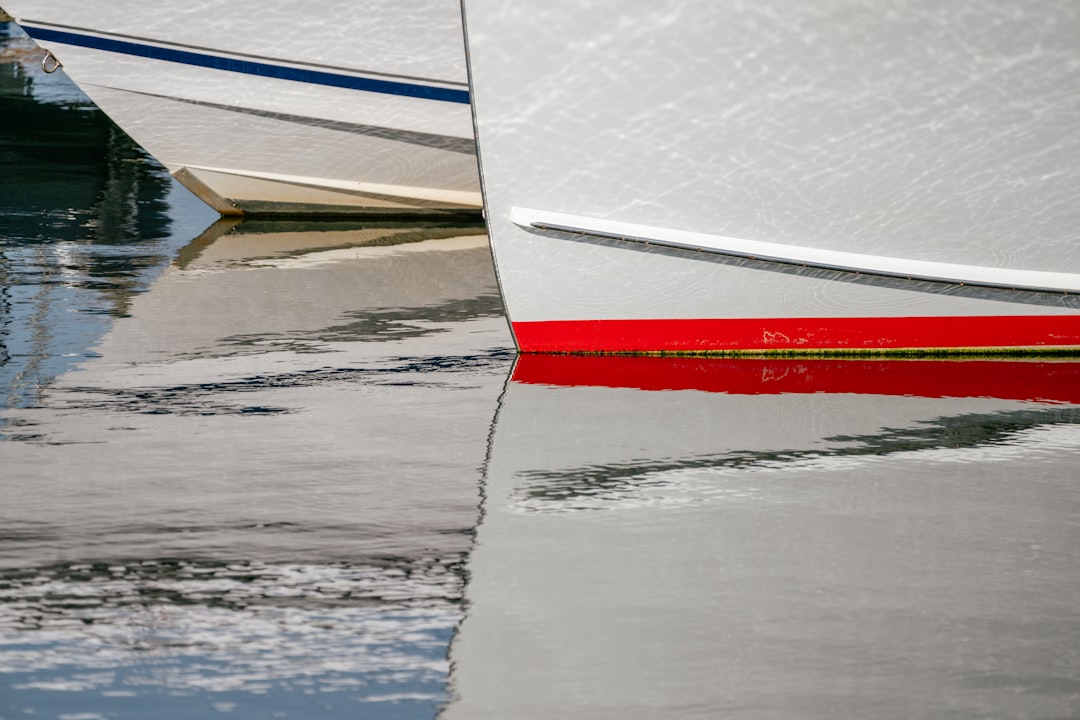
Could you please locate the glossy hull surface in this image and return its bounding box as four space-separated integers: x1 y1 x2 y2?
463 0 1080 353
6 0 480 215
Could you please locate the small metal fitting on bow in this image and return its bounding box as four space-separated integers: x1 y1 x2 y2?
41 49 62 74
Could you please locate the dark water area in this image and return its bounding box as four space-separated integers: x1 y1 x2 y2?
0 21 215 413
2 18 1080 720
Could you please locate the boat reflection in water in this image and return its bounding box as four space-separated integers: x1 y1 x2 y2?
0 219 511 718
448 356 1080 719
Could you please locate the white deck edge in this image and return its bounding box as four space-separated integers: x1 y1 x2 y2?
510 207 1080 295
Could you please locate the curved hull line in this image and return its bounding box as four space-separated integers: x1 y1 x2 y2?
20 23 470 103
115 88 476 154
17 18 468 87
511 208 1080 296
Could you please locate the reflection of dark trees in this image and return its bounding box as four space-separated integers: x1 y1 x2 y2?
77 127 176 317
0 21 174 269
0 107 175 304
1 23 176 407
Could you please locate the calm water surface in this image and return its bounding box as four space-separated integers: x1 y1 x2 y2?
2 20 1079 720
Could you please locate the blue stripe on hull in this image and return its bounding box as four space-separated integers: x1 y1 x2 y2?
23 25 471 104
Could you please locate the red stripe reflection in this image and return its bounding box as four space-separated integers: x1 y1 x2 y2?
512 355 1080 403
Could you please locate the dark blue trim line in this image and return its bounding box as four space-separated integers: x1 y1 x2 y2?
24 25 471 104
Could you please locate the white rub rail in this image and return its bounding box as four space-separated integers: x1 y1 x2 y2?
510 207 1080 295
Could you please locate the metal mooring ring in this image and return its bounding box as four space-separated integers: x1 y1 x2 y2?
41 50 62 74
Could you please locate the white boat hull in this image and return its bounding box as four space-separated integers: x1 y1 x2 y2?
7 1 480 215
463 0 1080 352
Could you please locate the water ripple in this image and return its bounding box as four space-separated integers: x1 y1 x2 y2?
0 557 464 711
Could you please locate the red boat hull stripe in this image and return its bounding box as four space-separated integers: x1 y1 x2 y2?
512 316 1080 353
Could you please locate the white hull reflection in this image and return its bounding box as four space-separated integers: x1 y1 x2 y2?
463 0 1080 352
5 1 480 216
0 219 511 712
447 355 1080 718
